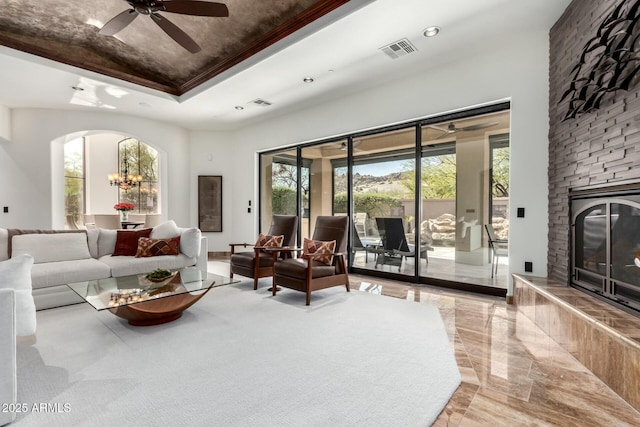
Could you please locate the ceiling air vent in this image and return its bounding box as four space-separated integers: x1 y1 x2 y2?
251 98 273 107
380 38 417 59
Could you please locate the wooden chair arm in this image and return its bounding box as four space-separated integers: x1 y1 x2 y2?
229 243 254 248
263 246 302 254
301 251 345 259
229 242 254 255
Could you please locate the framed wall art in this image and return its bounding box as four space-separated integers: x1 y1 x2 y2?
198 175 222 232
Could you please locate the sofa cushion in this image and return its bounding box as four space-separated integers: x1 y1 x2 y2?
100 254 195 277
0 228 8 261
87 228 100 259
113 228 152 256
12 233 91 264
98 229 117 257
151 220 180 239
0 288 16 426
0 254 36 336
7 229 86 257
135 236 181 257
30 258 111 290
179 228 201 258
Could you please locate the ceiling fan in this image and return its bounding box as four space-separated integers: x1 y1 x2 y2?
99 0 229 54
320 140 362 156
430 121 498 139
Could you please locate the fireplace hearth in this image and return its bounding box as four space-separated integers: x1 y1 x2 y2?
571 185 640 314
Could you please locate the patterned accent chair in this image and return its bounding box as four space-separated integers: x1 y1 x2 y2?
271 216 349 305
229 215 298 290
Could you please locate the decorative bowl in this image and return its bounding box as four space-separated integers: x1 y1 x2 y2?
145 269 174 282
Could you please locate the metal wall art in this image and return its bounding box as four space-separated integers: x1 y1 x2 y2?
560 0 640 120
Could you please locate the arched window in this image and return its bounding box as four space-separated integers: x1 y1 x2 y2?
117 138 159 213
64 138 85 228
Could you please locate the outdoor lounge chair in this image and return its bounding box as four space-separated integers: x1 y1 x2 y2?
372 217 431 272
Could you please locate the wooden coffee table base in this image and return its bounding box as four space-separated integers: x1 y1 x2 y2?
109 289 211 326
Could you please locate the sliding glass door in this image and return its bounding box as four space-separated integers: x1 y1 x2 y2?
260 148 299 233
419 110 510 288
346 128 416 276
258 104 511 293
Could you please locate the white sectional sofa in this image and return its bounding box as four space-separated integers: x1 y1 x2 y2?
0 222 208 310
0 289 16 426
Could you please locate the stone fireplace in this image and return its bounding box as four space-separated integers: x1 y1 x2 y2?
570 184 640 313
548 0 640 310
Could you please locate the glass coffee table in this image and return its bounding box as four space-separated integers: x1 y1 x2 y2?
68 267 238 326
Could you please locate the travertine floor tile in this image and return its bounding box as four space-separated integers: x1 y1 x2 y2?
208 259 640 425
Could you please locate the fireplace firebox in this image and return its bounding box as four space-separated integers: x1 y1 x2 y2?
571 188 640 314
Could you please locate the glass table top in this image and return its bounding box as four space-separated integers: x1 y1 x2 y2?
67 267 239 311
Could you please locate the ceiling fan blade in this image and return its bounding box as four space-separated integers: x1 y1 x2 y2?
458 122 498 132
99 9 138 36
435 131 453 139
150 13 201 53
161 0 229 17
428 124 449 133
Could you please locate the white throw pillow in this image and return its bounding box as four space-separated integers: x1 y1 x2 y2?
0 254 36 336
179 228 201 259
151 220 180 239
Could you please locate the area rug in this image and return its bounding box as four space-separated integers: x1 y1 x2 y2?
13 283 460 426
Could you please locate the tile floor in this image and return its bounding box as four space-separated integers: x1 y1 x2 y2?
210 258 640 425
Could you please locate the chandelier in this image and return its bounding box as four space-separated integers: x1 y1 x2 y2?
108 155 142 190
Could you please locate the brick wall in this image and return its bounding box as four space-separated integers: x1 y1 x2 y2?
548 0 640 284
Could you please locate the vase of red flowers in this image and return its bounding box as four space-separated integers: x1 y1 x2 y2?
114 203 135 221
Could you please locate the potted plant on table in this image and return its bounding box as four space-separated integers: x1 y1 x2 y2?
114 203 135 221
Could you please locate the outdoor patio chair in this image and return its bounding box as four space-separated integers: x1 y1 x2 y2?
485 224 508 278
229 215 298 290
372 217 431 271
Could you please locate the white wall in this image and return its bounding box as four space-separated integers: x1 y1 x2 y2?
0 105 10 142
188 130 245 251
197 30 551 295
1 109 190 229
0 30 553 296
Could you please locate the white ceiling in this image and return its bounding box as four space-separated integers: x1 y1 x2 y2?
0 0 571 131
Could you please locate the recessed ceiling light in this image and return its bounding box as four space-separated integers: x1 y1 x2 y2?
303 77 314 83
423 26 441 37
138 102 152 108
235 106 244 110
71 86 84 91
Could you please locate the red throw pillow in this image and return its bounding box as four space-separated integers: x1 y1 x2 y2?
112 228 152 256
135 236 181 257
302 238 336 265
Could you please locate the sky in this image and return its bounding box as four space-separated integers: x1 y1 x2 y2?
352 160 408 177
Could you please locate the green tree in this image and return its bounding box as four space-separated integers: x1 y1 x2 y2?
401 155 456 199
118 138 159 213
333 193 401 217
272 186 298 215
492 147 509 197
64 140 84 222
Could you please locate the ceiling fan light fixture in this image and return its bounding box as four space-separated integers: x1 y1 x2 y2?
423 26 441 37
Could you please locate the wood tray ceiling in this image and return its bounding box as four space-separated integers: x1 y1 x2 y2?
0 0 349 95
